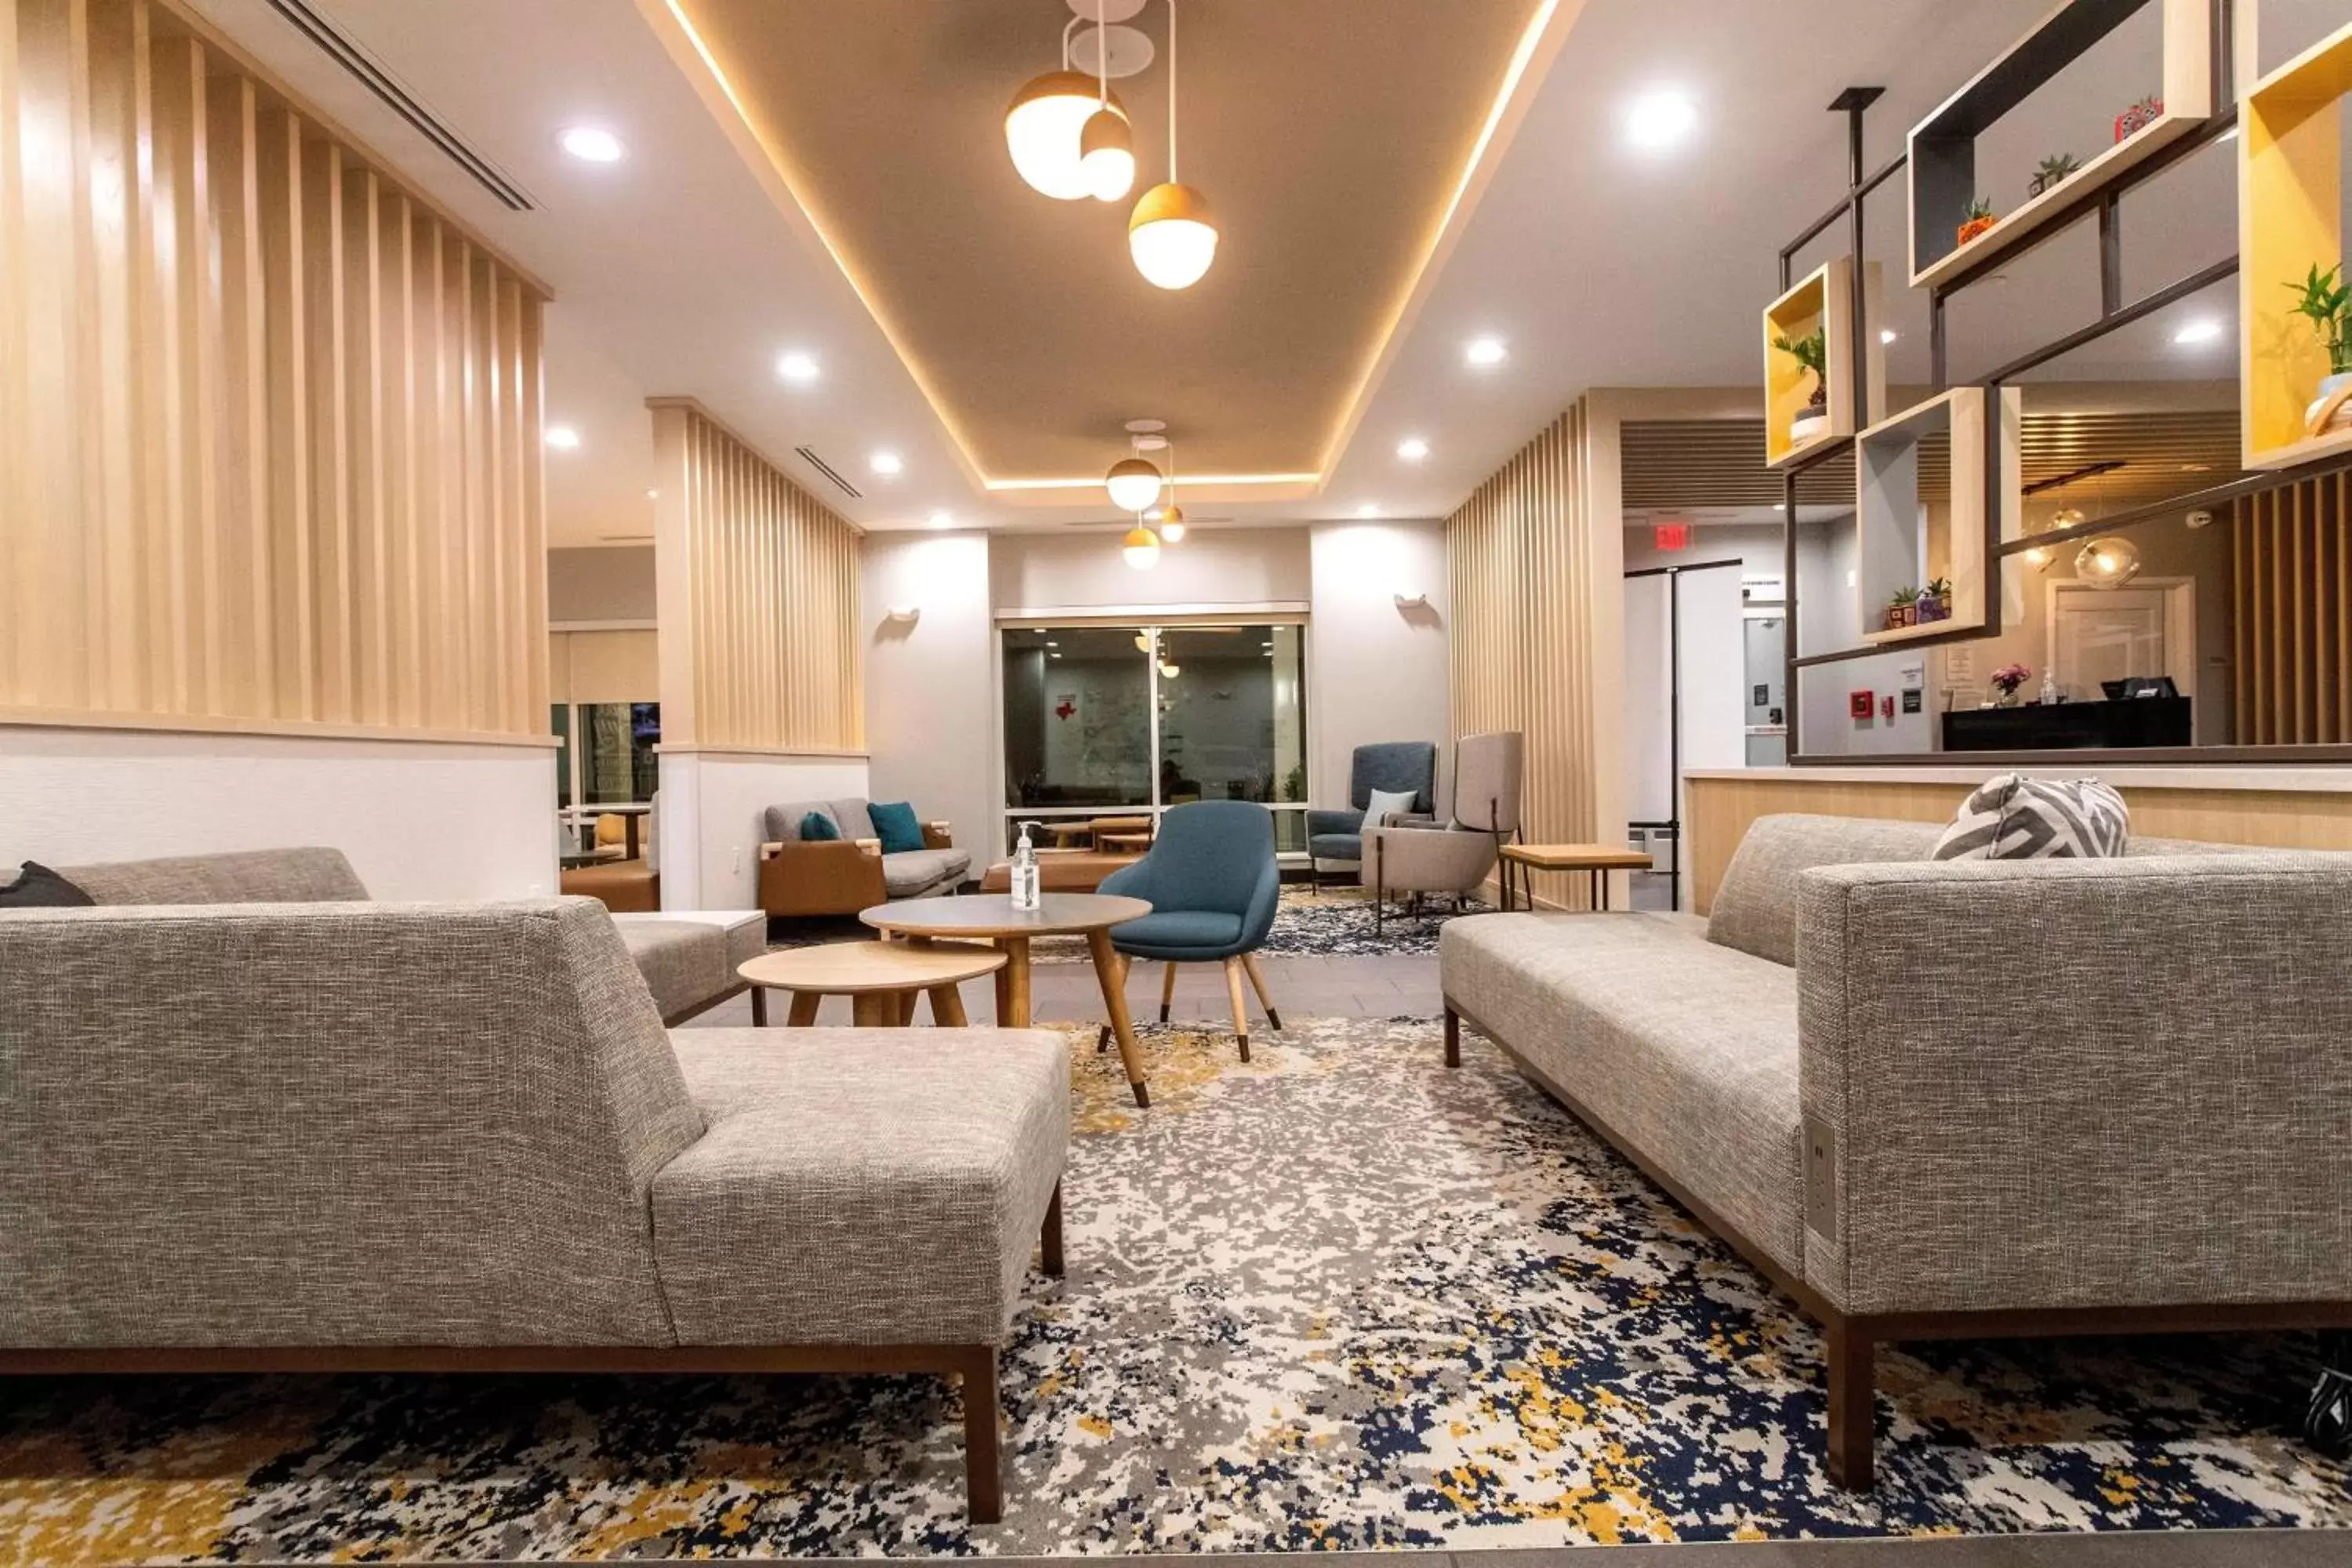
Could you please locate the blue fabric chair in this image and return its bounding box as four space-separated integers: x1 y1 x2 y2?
1306 741 1438 890
1097 800 1283 1061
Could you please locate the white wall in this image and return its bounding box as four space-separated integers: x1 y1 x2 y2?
1308 521 1451 816
656 752 872 912
0 727 557 900
863 532 996 858
991 528 1312 611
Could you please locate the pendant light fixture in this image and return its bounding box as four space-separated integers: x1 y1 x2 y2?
1079 10 1135 202
1123 518 1163 570
1129 0 1218 289
1106 456 1163 511
1007 16 1129 201
1152 440 1187 541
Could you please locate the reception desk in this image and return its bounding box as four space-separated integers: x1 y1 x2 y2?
1682 765 2352 915
1944 696 2192 753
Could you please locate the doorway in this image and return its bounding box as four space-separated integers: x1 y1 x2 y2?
2045 578 2196 701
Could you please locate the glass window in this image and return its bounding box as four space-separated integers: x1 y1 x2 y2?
1002 626 1152 809
551 704 573 811
579 702 659 804
1155 624 1305 809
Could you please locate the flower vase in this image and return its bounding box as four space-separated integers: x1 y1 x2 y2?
2306 372 2352 438
1791 387 1828 445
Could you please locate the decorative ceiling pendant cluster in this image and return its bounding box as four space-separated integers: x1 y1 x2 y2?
1109 419 1185 569
1004 0 1218 291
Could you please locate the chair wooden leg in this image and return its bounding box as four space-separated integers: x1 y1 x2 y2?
1040 1181 1065 1277
1159 958 1178 1023
1239 951 1280 1030
1443 1005 1461 1067
960 1347 1004 1524
1222 956 1251 1062
1824 1315 1876 1490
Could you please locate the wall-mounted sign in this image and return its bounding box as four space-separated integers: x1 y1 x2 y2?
1901 689 1923 714
1654 521 1690 552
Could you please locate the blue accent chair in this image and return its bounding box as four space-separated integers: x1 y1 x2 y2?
1307 741 1438 891
1097 800 1283 1061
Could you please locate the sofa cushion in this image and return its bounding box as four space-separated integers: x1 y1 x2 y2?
763 800 835 844
615 920 730 1022
869 800 926 855
1309 831 1363 862
1110 909 1245 952
654 1027 1070 1345
1442 911 1806 1277
799 810 842 842
1708 815 1944 968
0 862 95 908
58 847 369 905
830 798 880 842
881 848 968 898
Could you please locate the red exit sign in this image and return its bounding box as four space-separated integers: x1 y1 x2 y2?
1653 521 1690 552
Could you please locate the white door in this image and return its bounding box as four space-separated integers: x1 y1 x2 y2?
2046 579 2195 699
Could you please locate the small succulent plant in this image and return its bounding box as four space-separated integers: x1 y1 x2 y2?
2287 262 2352 376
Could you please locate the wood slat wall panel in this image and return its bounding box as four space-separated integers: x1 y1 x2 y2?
2232 472 2351 746
648 401 862 753
1446 400 1611 911
0 0 548 740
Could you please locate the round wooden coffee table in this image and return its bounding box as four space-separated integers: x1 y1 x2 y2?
739 942 1008 1028
862 893 1155 1106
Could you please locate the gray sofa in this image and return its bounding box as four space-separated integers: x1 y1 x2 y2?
0 894 1069 1521
1441 811 2352 1488
760 797 970 918
56 848 759 1024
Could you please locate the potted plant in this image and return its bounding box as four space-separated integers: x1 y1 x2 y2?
2028 152 2080 199
2288 263 2352 438
1990 662 2031 706
1886 586 1918 630
1774 328 1829 443
1915 576 1953 622
2114 94 2163 143
1957 197 1998 248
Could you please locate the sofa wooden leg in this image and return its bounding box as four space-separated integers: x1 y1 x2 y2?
1159 960 1178 1024
1443 1006 1461 1068
1040 1181 1065 1278
960 1347 1004 1524
1824 1316 1876 1490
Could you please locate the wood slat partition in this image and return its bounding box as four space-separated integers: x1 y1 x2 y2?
2233 470 2351 746
648 399 863 753
0 0 550 742
1446 400 1612 910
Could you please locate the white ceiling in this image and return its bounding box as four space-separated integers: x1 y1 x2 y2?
185 0 2346 546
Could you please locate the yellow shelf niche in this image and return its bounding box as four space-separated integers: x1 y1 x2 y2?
1762 257 1885 471
2241 19 2352 472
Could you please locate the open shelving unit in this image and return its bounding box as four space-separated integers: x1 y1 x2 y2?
1907 0 2213 292
2239 19 2352 471
1762 257 1885 470
1851 388 2019 646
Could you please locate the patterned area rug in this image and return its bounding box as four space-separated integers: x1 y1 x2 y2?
3 1017 2345 1562
768 885 1481 964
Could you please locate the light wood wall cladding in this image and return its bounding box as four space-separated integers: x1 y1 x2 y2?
649 401 862 752
0 0 550 742
2233 470 2350 746
1446 401 1612 911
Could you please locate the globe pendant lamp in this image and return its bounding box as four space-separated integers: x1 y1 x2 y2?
1106 455 1164 511
1130 0 1217 289
1154 503 1186 543
1008 13 1129 205
1123 522 1163 570
1078 13 1135 201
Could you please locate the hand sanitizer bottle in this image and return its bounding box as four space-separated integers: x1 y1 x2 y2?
1011 823 1041 912
2040 671 2059 707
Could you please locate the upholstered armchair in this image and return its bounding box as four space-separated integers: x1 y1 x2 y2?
1359 732 1523 930
1098 801 1283 1061
1306 740 1438 889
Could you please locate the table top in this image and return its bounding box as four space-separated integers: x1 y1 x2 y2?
862 892 1152 939
739 940 1006 993
1499 842 1655 871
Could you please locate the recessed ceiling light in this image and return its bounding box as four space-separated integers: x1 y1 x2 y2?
869 450 903 476
645 488 659 499
1773 503 1788 513
1465 336 1508 368
545 425 581 450
1396 436 1430 462
1046 640 1060 648
559 126 625 164
1356 503 1380 518
777 350 820 383
1879 328 1899 345
2172 318 2225 346
927 510 954 528
1625 89 1698 151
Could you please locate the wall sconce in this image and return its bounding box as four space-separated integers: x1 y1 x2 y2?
884 604 920 624
1393 590 1429 609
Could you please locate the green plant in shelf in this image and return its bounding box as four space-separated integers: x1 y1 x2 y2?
1773 327 1828 383
2030 153 2080 198
1957 196 1998 247
1923 575 1951 599
1888 585 1918 608
2288 263 2352 376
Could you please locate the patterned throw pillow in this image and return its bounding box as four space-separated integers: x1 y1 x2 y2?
1931 774 2129 860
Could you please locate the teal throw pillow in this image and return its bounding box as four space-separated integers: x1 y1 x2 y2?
799 811 841 842
870 800 925 855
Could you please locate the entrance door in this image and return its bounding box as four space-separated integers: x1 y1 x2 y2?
2046 579 2195 699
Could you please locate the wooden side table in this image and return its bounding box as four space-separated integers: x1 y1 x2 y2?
739 942 1008 1027
1497 843 1654 913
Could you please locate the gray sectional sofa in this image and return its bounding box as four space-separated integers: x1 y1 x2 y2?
0 870 1069 1520
1441 812 2352 1488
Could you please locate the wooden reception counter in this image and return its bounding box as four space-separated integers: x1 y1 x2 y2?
1682 766 2352 916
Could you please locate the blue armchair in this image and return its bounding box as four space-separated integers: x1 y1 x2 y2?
1307 741 1438 891
1097 800 1283 1062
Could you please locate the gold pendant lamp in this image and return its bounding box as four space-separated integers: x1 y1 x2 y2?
1129 0 1217 289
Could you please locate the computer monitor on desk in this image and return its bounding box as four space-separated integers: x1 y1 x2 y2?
2101 676 2180 701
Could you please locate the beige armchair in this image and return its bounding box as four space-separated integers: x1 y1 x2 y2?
1359 731 1523 931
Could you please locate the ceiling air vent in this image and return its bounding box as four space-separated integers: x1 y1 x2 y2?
259 0 537 212
794 447 862 500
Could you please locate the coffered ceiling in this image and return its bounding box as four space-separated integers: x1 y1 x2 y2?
663 0 1559 499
